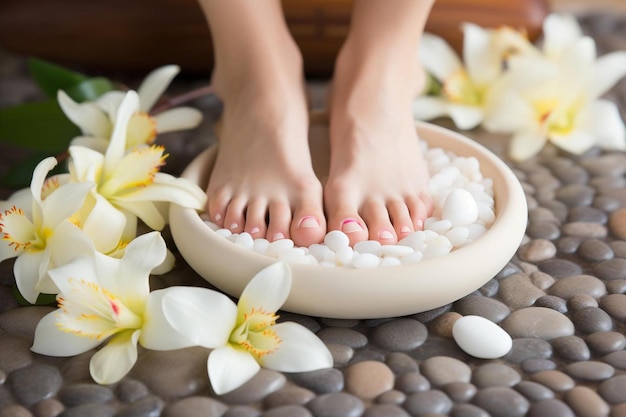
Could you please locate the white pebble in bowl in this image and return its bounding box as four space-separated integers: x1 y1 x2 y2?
452 315 513 359
169 118 527 318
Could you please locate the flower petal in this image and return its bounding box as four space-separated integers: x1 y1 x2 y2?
154 107 203 133
47 221 96 267
586 99 626 151
101 145 166 196
31 157 58 203
412 97 449 121
113 200 164 231
138 65 180 112
549 130 596 155
208 345 260 395
159 286 237 348
57 91 111 138
82 194 127 254
509 130 547 161
68 146 105 183
41 182 93 230
90 329 140 384
104 91 140 175
238 262 291 319
31 310 102 356
150 248 175 275
69 136 109 154
0 206 35 262
118 231 167 284
462 23 499 86
592 51 626 98
47 256 99 295
447 104 484 130
542 13 583 60
14 250 48 304
419 33 463 81
259 322 333 372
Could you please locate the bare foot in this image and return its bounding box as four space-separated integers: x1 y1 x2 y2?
205 34 325 247
325 38 434 246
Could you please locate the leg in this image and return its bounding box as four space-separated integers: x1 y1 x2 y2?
325 0 435 246
198 0 326 246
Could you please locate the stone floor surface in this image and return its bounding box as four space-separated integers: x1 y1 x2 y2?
1 12 626 417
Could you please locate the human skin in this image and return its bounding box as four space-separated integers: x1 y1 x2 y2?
198 0 434 247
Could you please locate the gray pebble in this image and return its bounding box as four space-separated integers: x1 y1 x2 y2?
472 363 521 388
593 195 622 211
565 361 615 381
326 343 353 366
306 392 364 417
370 319 427 351
594 258 626 280
223 406 261 417
411 304 452 323
564 386 611 417
7 364 62 407
264 385 314 408
478 279 499 297
0 334 33 373
534 295 568 313
603 350 626 370
518 239 557 262
290 368 344 394
553 164 589 184
527 221 561 240
0 404 32 417
530 271 556 290
573 307 613 333
362 404 410 417
568 206 607 224
586 331 626 354
451 403 490 417
598 374 626 404
59 403 116 417
219 370 286 404
514 381 554 401
556 184 595 206
349 349 385 364
606 279 626 294
578 239 614 262
551 335 590 361
116 379 150 403
442 381 477 403
58 383 113 406
538 259 582 278
562 222 607 238
385 353 418 375
557 236 583 254
403 389 452 416
162 396 228 417
453 295 510 323
529 207 561 225
410 336 468 360
503 338 553 364
527 399 575 417
581 154 626 176
599 293 626 320
394 372 430 394
567 294 599 311
316 328 367 349
375 390 406 405
542 200 569 222
610 241 626 257
498 274 545 309
115 395 164 417
30 398 65 417
320 318 360 328
420 356 471 386
548 274 607 299
472 386 530 417
260 405 312 417
501 307 575 340
522 359 557 374
529 370 575 391
0 306 54 338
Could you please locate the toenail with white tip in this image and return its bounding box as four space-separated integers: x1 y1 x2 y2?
341 219 364 234
299 216 321 229
229 223 238 230
379 230 394 240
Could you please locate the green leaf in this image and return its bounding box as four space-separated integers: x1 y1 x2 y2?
11 285 57 306
28 58 87 98
1 151 66 188
65 77 116 102
0 99 78 153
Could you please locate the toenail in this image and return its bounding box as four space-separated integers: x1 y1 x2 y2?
416 220 424 230
272 233 285 241
214 214 222 221
379 230 394 240
401 226 412 234
229 223 238 230
299 216 320 229
341 219 364 234
250 227 260 235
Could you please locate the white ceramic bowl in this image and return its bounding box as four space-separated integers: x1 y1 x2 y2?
169 121 527 319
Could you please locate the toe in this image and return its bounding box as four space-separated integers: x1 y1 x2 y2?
362 200 397 244
267 201 292 242
327 209 369 247
291 208 326 247
407 192 433 230
388 199 415 239
206 189 230 228
245 198 268 239
223 196 247 233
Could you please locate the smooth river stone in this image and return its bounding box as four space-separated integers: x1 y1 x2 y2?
501 307 575 340
7 364 63 407
518 239 557 262
264 385 315 408
404 390 453 416
527 399 575 417
0 306 55 338
442 381 477 403
551 335 591 361
568 206 607 224
370 319 427 351
529 370 575 392
594 258 626 280
538 259 582 278
599 293 626 321
162 396 228 417
585 331 626 354
472 387 530 417
598 374 626 404
363 404 410 417
527 221 561 240
394 372 431 394
562 222 608 238
563 386 610 417
344 361 394 400
430 312 463 338
471 363 521 388
567 294 599 311
557 236 583 254
555 184 595 206
577 239 614 262
453 296 510 323
317 328 368 348
290 368 344 394
572 307 613 333
503 338 553 364
514 381 555 402
534 295 567 313
609 207 626 239
548 274 606 299
0 334 33 373
442 189 478 227
385 353 418 375
498 274 545 309
306 392 364 417
564 361 615 381
420 356 472 386
452 316 512 359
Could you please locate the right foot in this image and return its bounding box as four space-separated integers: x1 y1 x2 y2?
205 44 326 247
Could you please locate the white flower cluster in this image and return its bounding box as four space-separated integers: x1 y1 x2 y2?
414 13 626 160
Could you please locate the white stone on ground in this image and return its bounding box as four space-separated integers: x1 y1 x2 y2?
452 315 513 359
202 142 496 268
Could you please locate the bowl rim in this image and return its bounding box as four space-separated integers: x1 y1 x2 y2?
169 121 527 319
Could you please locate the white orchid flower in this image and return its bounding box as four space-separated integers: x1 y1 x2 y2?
58 65 203 152
0 157 95 303
483 15 626 160
67 90 206 254
414 23 536 130
31 232 187 384
159 262 333 395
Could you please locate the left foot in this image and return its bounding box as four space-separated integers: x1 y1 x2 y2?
325 38 434 246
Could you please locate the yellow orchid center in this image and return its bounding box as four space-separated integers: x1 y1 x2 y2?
229 308 282 359
534 98 576 136
0 206 42 252
443 70 484 106
126 112 157 149
56 278 142 340
98 145 167 197
41 177 61 200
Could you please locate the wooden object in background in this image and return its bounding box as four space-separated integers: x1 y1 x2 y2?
0 0 550 77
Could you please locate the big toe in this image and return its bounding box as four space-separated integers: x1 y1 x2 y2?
290 209 326 247
327 210 369 247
